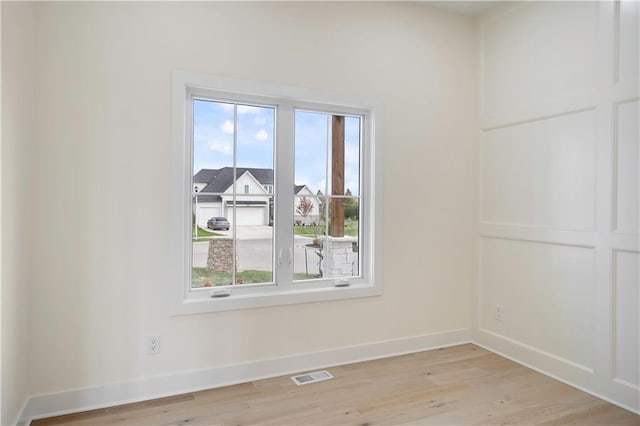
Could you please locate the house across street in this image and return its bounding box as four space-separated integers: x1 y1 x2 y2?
193 167 320 229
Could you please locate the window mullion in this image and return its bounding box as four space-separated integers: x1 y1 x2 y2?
232 104 238 286
275 102 295 288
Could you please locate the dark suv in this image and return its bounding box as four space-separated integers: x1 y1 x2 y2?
207 217 230 231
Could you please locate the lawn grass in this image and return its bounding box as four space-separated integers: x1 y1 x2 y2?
293 225 323 236
192 226 223 241
294 219 359 237
192 268 272 287
344 218 359 237
192 268 319 287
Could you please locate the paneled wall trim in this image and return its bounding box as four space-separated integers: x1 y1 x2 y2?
614 98 640 236
474 1 639 414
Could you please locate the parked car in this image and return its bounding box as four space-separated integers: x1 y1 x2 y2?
207 217 230 230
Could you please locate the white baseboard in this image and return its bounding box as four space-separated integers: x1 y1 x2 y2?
18 326 638 425
18 328 471 425
473 329 640 415
11 398 29 426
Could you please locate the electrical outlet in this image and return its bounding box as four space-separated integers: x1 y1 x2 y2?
495 306 503 322
148 336 161 354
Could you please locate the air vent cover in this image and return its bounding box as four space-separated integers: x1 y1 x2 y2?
291 370 333 385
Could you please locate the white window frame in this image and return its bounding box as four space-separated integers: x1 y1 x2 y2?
170 71 383 315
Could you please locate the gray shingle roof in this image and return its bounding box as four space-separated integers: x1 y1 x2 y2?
295 185 316 195
194 168 274 202
195 168 312 198
193 169 218 184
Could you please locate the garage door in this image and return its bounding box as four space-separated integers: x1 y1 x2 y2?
232 206 266 226
198 207 219 229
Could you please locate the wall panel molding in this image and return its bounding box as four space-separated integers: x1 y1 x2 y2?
614 0 640 87
611 233 639 252
473 336 639 414
612 98 639 235
477 328 594 375
481 109 597 230
475 0 639 413
479 237 596 370
611 250 639 389
481 100 597 131
480 223 596 248
479 1 598 127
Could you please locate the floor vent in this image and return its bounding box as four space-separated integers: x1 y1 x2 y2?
291 370 333 385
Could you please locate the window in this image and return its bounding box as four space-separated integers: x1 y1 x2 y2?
171 72 381 314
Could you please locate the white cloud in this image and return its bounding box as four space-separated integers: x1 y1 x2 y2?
208 139 232 154
255 129 269 141
221 120 234 134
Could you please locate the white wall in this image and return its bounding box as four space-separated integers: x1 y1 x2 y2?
1 3 37 425
4 1 637 422
4 2 475 421
474 1 639 412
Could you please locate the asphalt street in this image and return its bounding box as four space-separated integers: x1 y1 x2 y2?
192 227 323 276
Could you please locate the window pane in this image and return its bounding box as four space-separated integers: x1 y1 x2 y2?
191 100 275 288
294 110 329 280
234 105 275 285
294 110 361 282
192 100 234 288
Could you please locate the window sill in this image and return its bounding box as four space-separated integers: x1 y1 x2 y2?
169 281 381 316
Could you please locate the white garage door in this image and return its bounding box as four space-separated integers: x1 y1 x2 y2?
198 207 219 228
232 206 265 225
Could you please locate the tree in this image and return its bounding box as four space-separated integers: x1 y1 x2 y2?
296 196 314 224
344 188 359 220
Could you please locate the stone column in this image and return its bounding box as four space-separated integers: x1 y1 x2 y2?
207 238 238 272
324 236 357 278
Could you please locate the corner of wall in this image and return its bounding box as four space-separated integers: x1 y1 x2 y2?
1 1 38 425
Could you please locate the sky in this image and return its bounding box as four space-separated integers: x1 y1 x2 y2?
193 100 361 196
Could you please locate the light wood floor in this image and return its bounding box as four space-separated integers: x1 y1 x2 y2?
33 344 639 425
